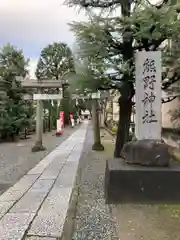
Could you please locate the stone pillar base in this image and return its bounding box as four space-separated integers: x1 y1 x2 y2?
31 142 46 152
121 139 170 167
104 158 180 203
92 143 104 151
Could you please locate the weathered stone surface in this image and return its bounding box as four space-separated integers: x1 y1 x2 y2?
54 172 76 188
26 237 55 240
28 213 66 237
105 158 180 203
0 190 24 202
30 179 55 193
0 213 34 240
0 175 39 202
38 187 71 213
121 139 170 166
0 201 15 219
10 191 46 213
39 162 64 180
12 175 39 191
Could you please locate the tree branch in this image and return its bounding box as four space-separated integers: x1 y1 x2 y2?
66 0 121 8
162 72 180 90
162 96 177 104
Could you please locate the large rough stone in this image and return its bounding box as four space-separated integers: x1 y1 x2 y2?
121 139 170 167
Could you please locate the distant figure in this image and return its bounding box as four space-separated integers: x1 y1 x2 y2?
70 112 75 128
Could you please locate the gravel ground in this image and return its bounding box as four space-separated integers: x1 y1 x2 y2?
71 125 118 240
69 126 180 240
112 204 180 240
0 126 78 196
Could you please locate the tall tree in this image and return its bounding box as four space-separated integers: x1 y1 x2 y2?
36 42 74 80
35 42 75 128
68 0 180 157
0 44 32 140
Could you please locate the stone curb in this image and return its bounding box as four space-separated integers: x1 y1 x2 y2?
59 161 82 240
60 131 88 240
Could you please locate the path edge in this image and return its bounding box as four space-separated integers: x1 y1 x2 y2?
59 127 89 240
59 161 82 240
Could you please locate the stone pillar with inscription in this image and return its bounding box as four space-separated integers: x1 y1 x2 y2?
104 51 180 203
122 51 170 167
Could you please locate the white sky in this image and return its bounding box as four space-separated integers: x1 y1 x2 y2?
0 0 87 78
0 0 161 78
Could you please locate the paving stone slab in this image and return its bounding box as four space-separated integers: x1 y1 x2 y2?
46 149 71 161
46 158 65 168
49 154 69 164
46 151 61 159
27 147 69 176
27 140 75 176
60 163 79 175
30 179 55 193
55 141 68 149
0 213 34 240
71 147 83 154
63 145 75 151
66 153 81 163
0 190 25 202
27 166 49 176
39 187 71 214
48 158 67 169
39 162 64 180
10 191 47 213
12 175 39 190
28 213 66 237
63 160 79 169
0 175 39 202
54 172 76 188
26 237 56 240
0 201 15 219
39 169 61 180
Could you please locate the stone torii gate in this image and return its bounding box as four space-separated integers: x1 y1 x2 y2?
19 77 64 152
72 91 110 150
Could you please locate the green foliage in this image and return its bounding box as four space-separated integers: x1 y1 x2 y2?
35 42 77 127
0 44 33 139
73 40 110 93
35 42 74 79
70 2 180 91
67 0 180 155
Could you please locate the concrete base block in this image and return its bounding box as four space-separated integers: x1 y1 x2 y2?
105 158 180 204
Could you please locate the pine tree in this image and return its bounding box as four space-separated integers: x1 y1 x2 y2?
0 44 32 140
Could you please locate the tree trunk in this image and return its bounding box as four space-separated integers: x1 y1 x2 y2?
113 0 133 158
114 98 133 158
91 99 104 151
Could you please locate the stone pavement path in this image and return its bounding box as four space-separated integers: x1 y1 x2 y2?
71 126 118 240
0 126 76 196
0 121 88 240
